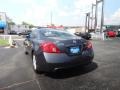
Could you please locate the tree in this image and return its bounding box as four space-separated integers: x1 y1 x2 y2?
7 17 16 25
22 21 29 25
29 24 34 28
7 20 15 25
7 19 16 30
22 21 34 28
8 21 15 25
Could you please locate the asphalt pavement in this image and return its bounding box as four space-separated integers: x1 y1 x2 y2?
0 38 120 90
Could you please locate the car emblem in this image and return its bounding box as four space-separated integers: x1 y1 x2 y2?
73 40 77 43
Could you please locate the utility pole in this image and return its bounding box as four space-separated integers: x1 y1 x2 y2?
85 13 90 33
88 13 90 32
85 13 88 33
94 0 98 33
94 0 104 33
100 0 104 33
91 4 96 30
50 11 53 25
91 4 93 30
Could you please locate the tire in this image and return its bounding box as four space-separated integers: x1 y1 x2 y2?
32 53 43 74
24 47 28 55
25 51 28 55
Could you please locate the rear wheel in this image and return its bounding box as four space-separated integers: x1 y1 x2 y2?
32 53 43 74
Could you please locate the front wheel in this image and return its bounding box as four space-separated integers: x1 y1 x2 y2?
24 47 28 55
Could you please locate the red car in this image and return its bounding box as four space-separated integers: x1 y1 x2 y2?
107 31 116 37
104 29 116 37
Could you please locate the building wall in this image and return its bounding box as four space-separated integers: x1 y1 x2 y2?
66 26 85 34
10 25 30 33
75 27 85 33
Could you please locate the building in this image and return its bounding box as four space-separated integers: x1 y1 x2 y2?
65 26 85 34
9 24 30 33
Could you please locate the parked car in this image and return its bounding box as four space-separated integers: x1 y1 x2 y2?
116 31 120 37
8 31 17 35
104 29 116 37
18 31 30 35
23 28 94 73
74 32 91 40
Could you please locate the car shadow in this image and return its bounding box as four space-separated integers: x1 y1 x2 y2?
45 62 98 79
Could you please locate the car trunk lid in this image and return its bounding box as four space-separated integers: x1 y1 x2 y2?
45 37 84 55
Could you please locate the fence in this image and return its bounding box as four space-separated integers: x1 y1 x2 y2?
0 35 10 40
0 35 24 46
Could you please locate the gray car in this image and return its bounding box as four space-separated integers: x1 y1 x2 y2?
24 28 94 73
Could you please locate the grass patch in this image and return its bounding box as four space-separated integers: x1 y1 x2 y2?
0 39 9 46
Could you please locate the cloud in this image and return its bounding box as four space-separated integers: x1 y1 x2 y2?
105 8 120 25
9 0 34 4
10 0 58 25
21 0 97 25
23 6 48 25
46 0 58 10
2 0 112 26
58 11 68 17
112 8 120 18
74 0 96 13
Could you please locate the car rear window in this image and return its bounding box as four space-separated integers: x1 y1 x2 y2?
40 29 75 38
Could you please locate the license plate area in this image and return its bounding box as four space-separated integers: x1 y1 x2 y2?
69 46 81 55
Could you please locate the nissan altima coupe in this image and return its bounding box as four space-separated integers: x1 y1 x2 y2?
24 28 94 73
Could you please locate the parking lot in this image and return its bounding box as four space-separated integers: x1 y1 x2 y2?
0 38 120 90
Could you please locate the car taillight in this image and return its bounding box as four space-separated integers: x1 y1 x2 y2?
86 41 92 49
40 42 61 53
84 41 92 49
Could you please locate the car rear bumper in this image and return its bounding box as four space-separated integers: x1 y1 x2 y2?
46 57 93 71
35 49 94 72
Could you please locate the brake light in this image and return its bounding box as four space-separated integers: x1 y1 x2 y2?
40 42 61 53
84 41 92 49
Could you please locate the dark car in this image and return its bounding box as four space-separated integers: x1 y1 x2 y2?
74 32 91 40
23 28 94 73
8 31 17 35
117 31 120 37
18 31 31 35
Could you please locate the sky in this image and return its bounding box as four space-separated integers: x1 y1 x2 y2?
0 0 120 26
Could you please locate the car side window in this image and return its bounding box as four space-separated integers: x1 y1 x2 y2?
30 31 38 39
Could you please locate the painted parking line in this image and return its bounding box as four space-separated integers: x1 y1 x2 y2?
35 80 42 90
0 79 35 90
0 78 43 90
